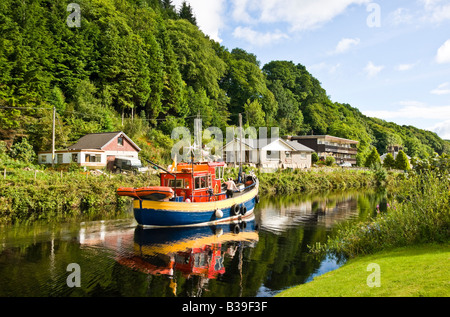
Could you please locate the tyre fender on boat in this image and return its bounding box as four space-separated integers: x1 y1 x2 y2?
255 195 260 204
231 204 240 215
241 204 247 215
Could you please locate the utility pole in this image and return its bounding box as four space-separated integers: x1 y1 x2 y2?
239 113 243 166
52 107 55 167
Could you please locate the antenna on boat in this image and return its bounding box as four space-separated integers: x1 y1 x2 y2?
238 113 243 184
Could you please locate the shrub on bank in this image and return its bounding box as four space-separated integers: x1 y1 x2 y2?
314 171 450 258
0 169 157 224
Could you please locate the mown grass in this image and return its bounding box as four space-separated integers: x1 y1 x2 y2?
277 243 450 297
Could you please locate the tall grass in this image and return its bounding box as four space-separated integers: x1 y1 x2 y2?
0 169 158 224
315 171 450 258
255 168 399 195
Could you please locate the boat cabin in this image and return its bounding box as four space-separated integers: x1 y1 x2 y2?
160 162 226 203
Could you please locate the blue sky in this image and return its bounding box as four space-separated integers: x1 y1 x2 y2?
172 0 450 139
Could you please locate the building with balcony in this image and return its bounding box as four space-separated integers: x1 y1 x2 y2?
285 135 359 166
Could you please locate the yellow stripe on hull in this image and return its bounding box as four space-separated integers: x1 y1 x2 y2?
133 184 259 212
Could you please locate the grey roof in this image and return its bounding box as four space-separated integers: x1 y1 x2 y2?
284 139 315 152
226 137 314 152
68 131 140 151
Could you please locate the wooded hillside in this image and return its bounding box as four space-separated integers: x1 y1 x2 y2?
1 0 448 165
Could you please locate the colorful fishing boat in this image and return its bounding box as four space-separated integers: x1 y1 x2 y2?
117 160 259 228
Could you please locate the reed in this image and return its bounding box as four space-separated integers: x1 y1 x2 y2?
313 170 450 258
0 169 158 224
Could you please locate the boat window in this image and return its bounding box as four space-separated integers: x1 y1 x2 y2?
215 167 224 180
168 179 184 188
194 176 208 189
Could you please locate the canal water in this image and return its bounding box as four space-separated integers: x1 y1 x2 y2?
0 190 385 297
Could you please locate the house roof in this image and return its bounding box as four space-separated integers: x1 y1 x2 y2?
287 135 359 144
380 152 411 160
68 131 141 151
223 137 314 152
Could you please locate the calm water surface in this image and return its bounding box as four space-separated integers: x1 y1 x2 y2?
0 190 385 297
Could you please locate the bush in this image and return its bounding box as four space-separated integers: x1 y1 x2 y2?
311 152 319 164
395 150 411 170
325 156 335 166
9 138 35 163
382 153 395 169
364 147 381 168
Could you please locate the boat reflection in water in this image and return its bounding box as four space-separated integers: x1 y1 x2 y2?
117 217 259 295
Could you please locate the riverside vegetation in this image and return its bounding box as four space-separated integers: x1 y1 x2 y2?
277 154 450 297
0 162 397 225
311 154 450 258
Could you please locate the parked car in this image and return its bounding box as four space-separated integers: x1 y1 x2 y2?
339 162 352 167
114 157 148 174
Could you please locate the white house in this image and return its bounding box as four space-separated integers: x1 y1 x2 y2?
38 131 141 170
221 137 314 169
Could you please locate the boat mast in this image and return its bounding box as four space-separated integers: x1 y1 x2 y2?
238 113 243 183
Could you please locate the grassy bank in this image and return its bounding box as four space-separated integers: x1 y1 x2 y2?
277 243 450 297
0 168 158 224
312 171 449 258
231 166 402 195
0 165 399 224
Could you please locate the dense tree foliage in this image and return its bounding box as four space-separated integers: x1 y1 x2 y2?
0 0 448 165
364 147 381 168
395 150 411 170
382 153 395 169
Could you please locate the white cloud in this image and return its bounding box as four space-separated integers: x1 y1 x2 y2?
395 62 418 71
420 0 450 23
309 62 341 74
232 26 289 46
436 39 450 64
172 0 226 42
332 38 360 54
431 82 450 95
430 120 450 139
363 101 450 121
230 0 370 31
388 8 414 25
364 61 384 78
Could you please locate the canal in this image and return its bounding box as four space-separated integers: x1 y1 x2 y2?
0 190 385 297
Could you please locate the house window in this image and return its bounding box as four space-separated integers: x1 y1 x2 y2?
72 153 78 163
85 154 90 162
41 155 47 163
118 137 123 146
57 154 63 164
266 150 280 160
95 154 101 162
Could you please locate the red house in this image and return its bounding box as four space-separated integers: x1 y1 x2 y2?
38 131 141 170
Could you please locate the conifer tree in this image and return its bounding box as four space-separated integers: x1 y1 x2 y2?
395 150 411 170
179 1 197 26
382 152 395 169
364 147 381 168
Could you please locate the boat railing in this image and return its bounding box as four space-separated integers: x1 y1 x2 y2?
187 181 257 201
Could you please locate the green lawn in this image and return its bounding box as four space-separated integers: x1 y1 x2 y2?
277 243 450 297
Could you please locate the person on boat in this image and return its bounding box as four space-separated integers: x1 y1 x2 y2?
225 178 238 198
